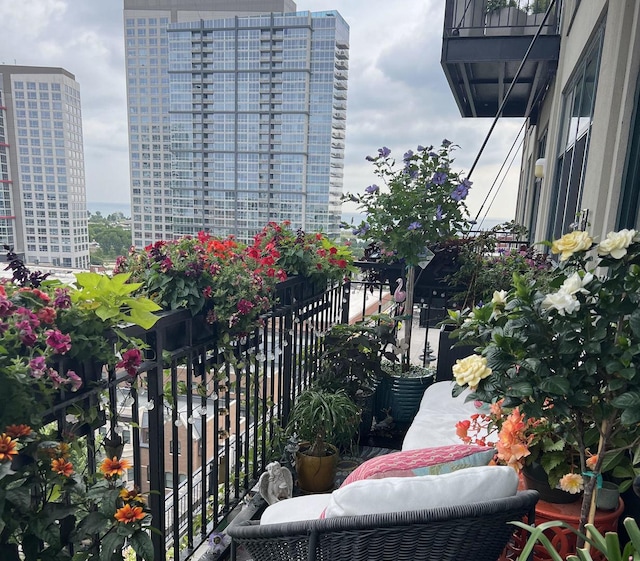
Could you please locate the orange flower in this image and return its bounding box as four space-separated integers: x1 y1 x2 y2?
114 504 145 524
5 424 32 439
100 456 131 478
51 458 74 477
558 473 584 494
495 408 532 471
120 487 146 504
455 419 471 443
0 434 18 462
586 454 598 470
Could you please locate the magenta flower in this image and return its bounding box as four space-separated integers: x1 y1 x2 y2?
17 323 38 346
29 356 47 379
117 348 142 378
66 370 83 392
48 368 65 388
45 329 72 354
0 295 14 317
237 299 255 315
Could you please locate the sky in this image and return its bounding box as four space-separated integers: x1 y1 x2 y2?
0 0 526 227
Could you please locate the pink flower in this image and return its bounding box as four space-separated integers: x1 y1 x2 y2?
45 329 72 354
53 288 72 309
66 370 83 392
0 295 14 317
48 368 66 388
558 473 584 494
117 348 142 378
29 356 47 378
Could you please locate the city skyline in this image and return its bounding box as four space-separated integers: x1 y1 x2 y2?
0 1 525 232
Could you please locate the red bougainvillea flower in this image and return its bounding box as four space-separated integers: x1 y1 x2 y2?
116 348 142 378
51 458 74 477
0 434 18 462
100 456 131 478
114 504 146 524
5 424 32 439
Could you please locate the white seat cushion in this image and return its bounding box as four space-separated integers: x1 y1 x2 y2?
324 465 518 518
260 493 332 525
402 381 489 450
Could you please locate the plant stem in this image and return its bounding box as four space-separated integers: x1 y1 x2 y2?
402 266 415 369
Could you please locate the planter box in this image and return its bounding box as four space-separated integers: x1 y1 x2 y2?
485 7 526 35
374 371 434 429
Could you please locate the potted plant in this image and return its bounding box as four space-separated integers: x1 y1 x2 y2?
450 229 640 540
375 361 435 429
0 250 159 560
286 388 361 492
344 141 472 368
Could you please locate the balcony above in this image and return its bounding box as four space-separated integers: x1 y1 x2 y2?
441 0 560 118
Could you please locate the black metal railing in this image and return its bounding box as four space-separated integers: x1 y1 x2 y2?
443 0 559 37
42 276 349 560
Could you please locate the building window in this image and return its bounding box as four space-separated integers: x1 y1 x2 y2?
548 24 604 240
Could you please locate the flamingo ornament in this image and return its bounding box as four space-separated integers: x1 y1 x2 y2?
393 277 406 315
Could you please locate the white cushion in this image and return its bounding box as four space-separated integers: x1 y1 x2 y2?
260 493 332 525
402 381 489 450
324 465 518 518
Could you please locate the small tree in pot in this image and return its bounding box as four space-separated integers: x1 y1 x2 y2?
286 388 361 492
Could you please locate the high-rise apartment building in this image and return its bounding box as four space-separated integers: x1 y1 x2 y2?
0 66 90 269
168 11 348 241
124 1 348 246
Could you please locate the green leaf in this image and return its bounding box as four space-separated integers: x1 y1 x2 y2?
629 308 640 337
100 531 125 561
611 391 640 408
131 530 155 561
77 510 109 535
538 376 571 395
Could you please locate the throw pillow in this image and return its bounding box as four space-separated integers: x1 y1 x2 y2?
324 465 519 518
340 444 495 487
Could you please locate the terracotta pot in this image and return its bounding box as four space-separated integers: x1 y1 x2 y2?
295 443 338 493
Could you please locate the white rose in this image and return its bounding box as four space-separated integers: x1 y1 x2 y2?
560 271 593 295
452 355 492 389
541 290 580 316
491 290 508 306
598 229 636 259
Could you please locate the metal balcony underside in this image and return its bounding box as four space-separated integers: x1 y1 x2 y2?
442 33 560 118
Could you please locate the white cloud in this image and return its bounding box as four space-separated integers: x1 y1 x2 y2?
0 0 524 222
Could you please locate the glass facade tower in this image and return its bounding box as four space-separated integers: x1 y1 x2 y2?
167 11 349 241
0 66 90 269
123 0 299 247
124 1 348 246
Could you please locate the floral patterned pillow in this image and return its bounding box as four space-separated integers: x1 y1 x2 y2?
340 444 495 487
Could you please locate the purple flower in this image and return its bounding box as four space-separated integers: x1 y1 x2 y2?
436 205 443 221
442 139 452 147
429 151 438 158
403 150 414 161
417 145 426 152
450 178 472 201
365 184 379 194
46 329 72 354
378 146 391 158
432 172 448 185
53 287 71 309
407 222 422 231
409 169 419 179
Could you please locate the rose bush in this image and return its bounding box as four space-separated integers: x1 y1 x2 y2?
448 229 640 535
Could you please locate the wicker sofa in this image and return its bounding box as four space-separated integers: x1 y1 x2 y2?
228 490 539 561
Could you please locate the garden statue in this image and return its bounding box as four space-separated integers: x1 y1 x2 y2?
258 461 293 505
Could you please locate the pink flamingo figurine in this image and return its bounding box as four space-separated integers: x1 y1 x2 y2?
393 277 406 315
